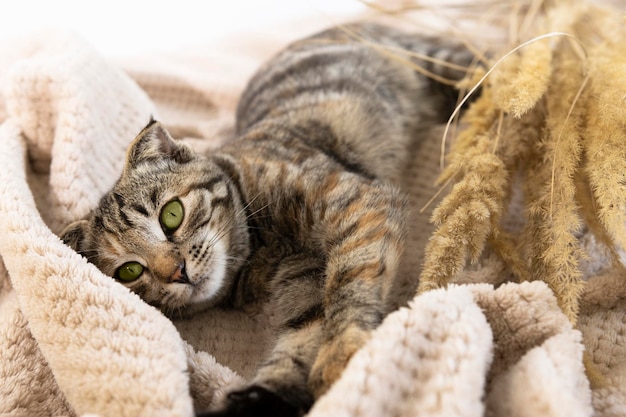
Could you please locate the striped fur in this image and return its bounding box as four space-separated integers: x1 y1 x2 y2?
61 23 474 416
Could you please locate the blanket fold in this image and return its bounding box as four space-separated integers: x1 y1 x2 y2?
0 33 193 417
310 281 594 417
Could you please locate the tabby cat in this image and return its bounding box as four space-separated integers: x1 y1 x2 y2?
61 23 473 416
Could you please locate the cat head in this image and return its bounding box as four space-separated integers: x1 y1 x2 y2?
61 120 250 316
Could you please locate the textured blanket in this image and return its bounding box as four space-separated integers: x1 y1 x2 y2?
1 5 626 417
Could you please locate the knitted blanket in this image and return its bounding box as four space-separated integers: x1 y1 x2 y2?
1 9 626 417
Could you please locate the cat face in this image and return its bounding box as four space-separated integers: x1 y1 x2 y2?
61 121 250 316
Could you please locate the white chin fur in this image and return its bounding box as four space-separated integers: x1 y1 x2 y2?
188 238 228 306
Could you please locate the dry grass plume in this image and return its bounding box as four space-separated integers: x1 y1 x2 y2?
367 0 626 324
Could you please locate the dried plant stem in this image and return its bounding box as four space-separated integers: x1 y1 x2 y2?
420 172 456 214
517 0 546 41
487 107 545 284
418 132 508 294
488 229 530 283
439 31 584 169
391 0 626 328
438 88 499 185
492 110 504 154
583 40 626 253
521 45 586 322
333 23 476 85
549 72 589 214
575 170 626 272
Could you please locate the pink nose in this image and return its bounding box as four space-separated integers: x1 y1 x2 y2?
169 262 189 283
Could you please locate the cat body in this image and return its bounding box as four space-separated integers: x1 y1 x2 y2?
61 23 473 416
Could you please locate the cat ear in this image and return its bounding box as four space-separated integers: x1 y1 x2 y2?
125 119 194 169
60 219 89 252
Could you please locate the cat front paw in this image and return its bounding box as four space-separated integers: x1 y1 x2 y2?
196 385 301 417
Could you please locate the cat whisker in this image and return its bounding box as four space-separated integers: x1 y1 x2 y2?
239 190 262 212
162 292 175 306
207 211 247 246
81 252 102 262
244 202 273 220
227 190 263 224
175 304 185 319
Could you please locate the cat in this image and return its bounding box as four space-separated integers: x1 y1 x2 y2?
61 22 474 417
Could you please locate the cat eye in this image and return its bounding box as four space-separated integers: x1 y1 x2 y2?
160 199 184 232
115 261 144 282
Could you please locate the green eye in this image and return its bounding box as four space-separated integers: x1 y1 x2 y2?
160 199 184 232
115 261 144 282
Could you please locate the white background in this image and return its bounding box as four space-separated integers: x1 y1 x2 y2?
0 1 366 57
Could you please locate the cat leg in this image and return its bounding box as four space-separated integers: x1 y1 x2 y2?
199 320 322 417
199 255 325 417
308 180 407 398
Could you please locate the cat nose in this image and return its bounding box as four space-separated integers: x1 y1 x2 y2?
169 262 189 284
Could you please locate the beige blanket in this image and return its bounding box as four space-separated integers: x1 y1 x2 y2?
1 7 626 417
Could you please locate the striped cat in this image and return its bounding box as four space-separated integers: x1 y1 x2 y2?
61 23 473 417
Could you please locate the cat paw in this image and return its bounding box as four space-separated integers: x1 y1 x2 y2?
196 385 301 417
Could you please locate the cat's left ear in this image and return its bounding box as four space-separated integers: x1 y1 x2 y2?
60 219 89 253
125 119 194 169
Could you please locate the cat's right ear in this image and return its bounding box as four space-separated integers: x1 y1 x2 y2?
60 220 89 253
125 119 194 170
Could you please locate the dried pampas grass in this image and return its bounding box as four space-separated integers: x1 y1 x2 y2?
490 36 553 118
369 0 626 324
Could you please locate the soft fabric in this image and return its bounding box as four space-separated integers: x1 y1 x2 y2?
1 9 626 417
